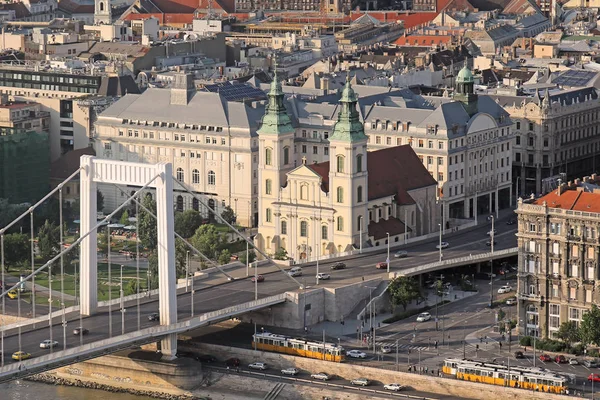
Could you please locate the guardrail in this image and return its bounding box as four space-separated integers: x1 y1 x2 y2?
204 366 438 400
0 293 288 383
390 247 519 278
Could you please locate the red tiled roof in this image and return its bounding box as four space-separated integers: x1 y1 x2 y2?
309 145 437 204
164 13 194 23
394 35 452 46
149 0 198 13
368 216 411 240
350 0 452 28
533 189 600 213
59 0 94 14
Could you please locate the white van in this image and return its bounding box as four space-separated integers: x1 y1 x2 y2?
288 267 302 277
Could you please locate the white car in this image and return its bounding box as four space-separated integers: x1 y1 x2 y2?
39 339 58 349
384 383 405 391
394 250 408 258
311 372 330 381
436 242 449 250
416 312 431 322
351 377 370 386
281 367 299 376
505 297 517 305
498 285 512 294
346 350 367 359
487 229 497 236
381 345 392 354
248 362 268 370
316 273 330 280
569 358 579 365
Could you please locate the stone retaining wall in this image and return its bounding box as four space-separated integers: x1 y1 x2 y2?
187 343 568 400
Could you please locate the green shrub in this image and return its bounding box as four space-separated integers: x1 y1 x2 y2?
589 349 600 358
520 336 532 347
570 344 585 356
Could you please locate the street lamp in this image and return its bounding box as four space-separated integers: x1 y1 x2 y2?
359 215 363 254
438 223 443 262
386 232 390 273
489 215 494 308
120 264 125 335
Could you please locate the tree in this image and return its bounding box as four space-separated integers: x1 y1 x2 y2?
38 220 61 262
220 205 236 225
274 247 288 260
147 253 160 289
2 233 30 271
174 238 189 279
218 249 232 265
190 224 224 260
125 279 141 296
97 231 109 256
434 279 445 299
119 210 130 226
175 210 203 238
579 304 600 346
497 308 506 322
240 249 257 265
138 195 157 250
388 276 421 311
0 199 28 233
97 190 105 213
556 321 580 347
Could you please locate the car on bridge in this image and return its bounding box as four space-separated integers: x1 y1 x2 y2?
40 340 58 349
251 275 264 283
288 267 302 277
316 273 330 280
310 372 330 381
498 285 512 294
12 351 31 361
196 355 218 363
226 358 240 367
148 313 159 321
416 312 431 322
7 290 18 299
281 367 299 376
376 262 387 269
346 350 367 359
73 327 89 335
485 240 497 246
384 383 405 391
249 362 268 370
394 250 408 258
436 242 449 250
487 229 497 236
331 262 346 270
351 377 370 386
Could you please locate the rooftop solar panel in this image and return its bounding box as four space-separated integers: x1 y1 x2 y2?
202 81 267 102
554 70 597 87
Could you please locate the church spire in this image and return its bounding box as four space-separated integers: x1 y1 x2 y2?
329 72 368 143
258 62 294 136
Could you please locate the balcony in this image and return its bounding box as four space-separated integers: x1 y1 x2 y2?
517 293 541 301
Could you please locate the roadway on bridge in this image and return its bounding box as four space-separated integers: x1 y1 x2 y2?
0 217 517 365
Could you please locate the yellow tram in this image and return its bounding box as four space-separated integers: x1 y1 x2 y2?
443 358 568 394
252 332 345 362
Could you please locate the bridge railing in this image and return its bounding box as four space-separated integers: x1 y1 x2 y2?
390 247 519 278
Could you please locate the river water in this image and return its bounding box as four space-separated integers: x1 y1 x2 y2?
0 379 152 400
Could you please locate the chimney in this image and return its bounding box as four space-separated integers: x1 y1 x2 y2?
574 178 581 186
170 73 195 106
322 76 329 93
512 46 517 59
592 173 598 182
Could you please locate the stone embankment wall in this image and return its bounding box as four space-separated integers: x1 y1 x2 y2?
188 343 568 400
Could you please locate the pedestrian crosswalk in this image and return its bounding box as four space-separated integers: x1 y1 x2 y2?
373 341 429 352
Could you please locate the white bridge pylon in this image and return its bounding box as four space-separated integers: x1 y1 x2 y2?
80 156 178 358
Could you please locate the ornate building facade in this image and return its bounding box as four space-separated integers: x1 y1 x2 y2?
516 177 600 339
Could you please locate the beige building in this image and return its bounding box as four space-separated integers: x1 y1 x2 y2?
255 74 439 260
516 176 600 339
0 96 50 133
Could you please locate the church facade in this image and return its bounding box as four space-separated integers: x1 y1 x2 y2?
255 73 439 260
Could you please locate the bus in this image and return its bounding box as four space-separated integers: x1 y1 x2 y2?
252 332 345 362
442 358 568 394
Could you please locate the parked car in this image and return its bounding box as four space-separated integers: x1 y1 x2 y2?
394 251 408 258
251 275 264 283
310 372 330 381
226 358 240 367
436 242 449 250
196 355 217 363
248 362 268 370
316 273 330 280
583 359 598 368
148 312 159 321
569 358 579 365
351 377 370 386
589 374 600 383
505 297 517 306
376 262 387 269
73 327 89 335
381 345 392 354
416 312 431 322
384 383 404 391
346 350 367 359
498 285 512 294
514 351 524 359
12 351 31 361
281 367 299 376
555 355 567 364
539 354 552 362
39 340 58 349
331 262 346 270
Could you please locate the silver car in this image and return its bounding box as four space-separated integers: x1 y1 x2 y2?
311 372 330 381
351 377 370 386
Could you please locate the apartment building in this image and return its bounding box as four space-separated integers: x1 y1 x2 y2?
516 176 600 339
